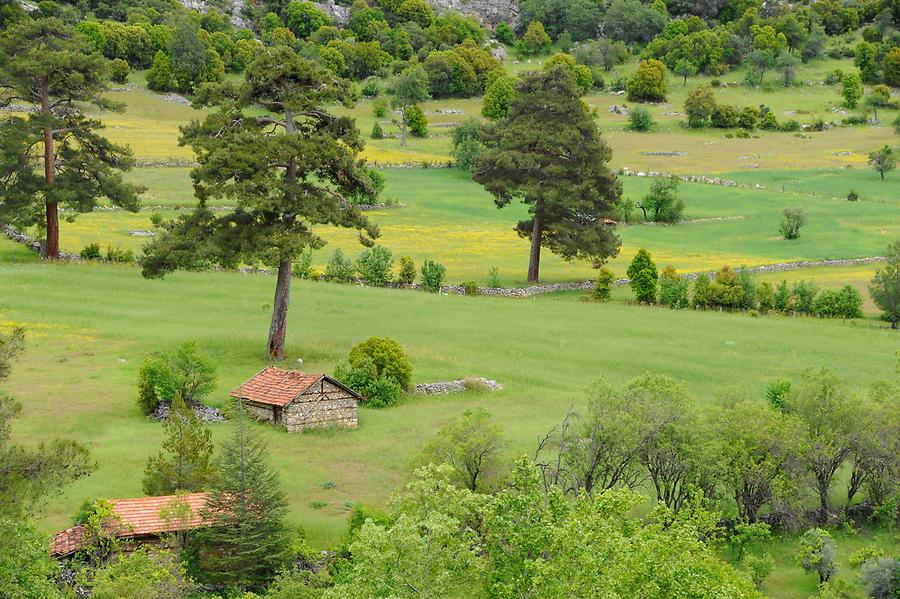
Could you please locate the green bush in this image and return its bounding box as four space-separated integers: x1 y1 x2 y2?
758 111 778 130
136 342 216 415
335 358 403 408
461 281 479 296
711 104 740 128
325 249 355 283
348 337 412 391
356 245 393 287
407 104 427 137
813 285 863 319
110 58 130 84
372 98 388 117
765 380 792 411
627 248 657 304
692 273 712 309
106 246 134 263
658 265 689 309
589 267 616 302
757 282 774 313
361 80 380 98
707 265 745 310
292 248 314 279
397 256 416 285
779 207 807 240
846 189 859 202
80 243 101 260
627 107 654 131
790 280 818 314
495 21 515 45
738 106 759 130
371 122 385 139
486 266 501 288
420 259 446 292
778 119 801 132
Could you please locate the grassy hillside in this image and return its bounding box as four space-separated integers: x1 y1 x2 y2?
1 258 896 545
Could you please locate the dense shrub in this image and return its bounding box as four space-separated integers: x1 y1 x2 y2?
692 273 712 309
494 21 515 45
790 280 818 314
334 359 403 408
371 122 384 139
146 51 174 92
461 281 479 296
397 256 416 284
757 281 774 313
420 259 446 292
813 285 863 319
589 267 616 302
450 118 483 171
105 246 134 263
325 249 355 283
738 106 759 130
110 58 130 84
758 111 778 130
356 246 393 287
626 59 667 103
372 98 388 117
628 107 654 131
658 266 689 309
627 248 658 304
858 557 900 599
684 84 716 128
349 336 413 391
80 243 102 260
406 104 427 137
711 104 740 128
707 265 746 310
778 119 801 132
292 248 314 279
136 342 216 415
516 21 551 56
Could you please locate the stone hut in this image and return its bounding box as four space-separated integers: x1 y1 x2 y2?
51 493 208 558
229 366 365 432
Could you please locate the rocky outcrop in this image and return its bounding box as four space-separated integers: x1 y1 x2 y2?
315 0 518 26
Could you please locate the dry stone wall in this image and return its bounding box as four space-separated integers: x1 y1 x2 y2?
284 380 359 432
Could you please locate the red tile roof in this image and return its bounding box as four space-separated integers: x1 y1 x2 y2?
50 493 208 557
229 366 325 407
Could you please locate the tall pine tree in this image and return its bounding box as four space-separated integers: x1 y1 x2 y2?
141 45 379 360
142 394 215 496
197 405 289 591
0 18 142 259
474 66 621 282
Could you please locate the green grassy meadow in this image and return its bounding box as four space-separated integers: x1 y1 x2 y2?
1 259 897 551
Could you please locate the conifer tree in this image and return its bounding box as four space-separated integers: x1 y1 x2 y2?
474 66 621 282
142 394 215 496
0 18 141 259
141 45 379 360
197 405 289 591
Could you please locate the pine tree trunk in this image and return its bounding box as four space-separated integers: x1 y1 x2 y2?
401 106 407 147
267 110 297 361
527 199 544 283
41 75 59 259
267 259 292 361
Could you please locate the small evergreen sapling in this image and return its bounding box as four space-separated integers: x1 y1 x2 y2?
627 248 658 304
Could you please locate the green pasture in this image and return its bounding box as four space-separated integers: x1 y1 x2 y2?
55 168 897 288
0 258 897 552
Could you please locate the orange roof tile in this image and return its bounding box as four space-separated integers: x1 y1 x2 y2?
50 493 208 557
229 366 325 407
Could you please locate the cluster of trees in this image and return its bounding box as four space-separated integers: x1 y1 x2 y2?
683 84 799 131
615 248 883 322
295 246 447 292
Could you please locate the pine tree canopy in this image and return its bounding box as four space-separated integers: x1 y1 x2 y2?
0 18 142 258
474 65 621 281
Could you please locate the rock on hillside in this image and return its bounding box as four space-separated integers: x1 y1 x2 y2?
314 0 518 27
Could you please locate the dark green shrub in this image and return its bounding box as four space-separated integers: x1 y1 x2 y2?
708 265 745 310
738 106 759 130
292 248 314 279
847 189 859 202
361 80 380 98
420 259 446 292
627 248 657 304
759 111 778 130
325 249 355 283
628 107 654 131
735 128 751 139
736 268 757 310
495 21 515 45
371 122 384 139
356 245 393 287
765 380 792 411
348 336 413 391
773 280 791 312
461 281 479 296
813 285 863 319
110 58 130 84
658 265 689 309
589 267 615 302
372 98 388 117
106 246 134 263
824 69 843 85
407 104 427 137
757 282 774 313
711 104 740 128
80 243 101 260
334 358 403 408
136 341 216 415
397 256 416 284
778 119 801 132
692 273 712 309
791 280 818 314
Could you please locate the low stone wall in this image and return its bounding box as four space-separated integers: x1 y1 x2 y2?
2 225 80 261
151 400 225 423
415 377 504 395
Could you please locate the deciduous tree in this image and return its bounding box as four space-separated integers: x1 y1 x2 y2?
474 66 621 282
389 65 429 147
141 46 379 360
869 240 900 328
420 408 507 492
